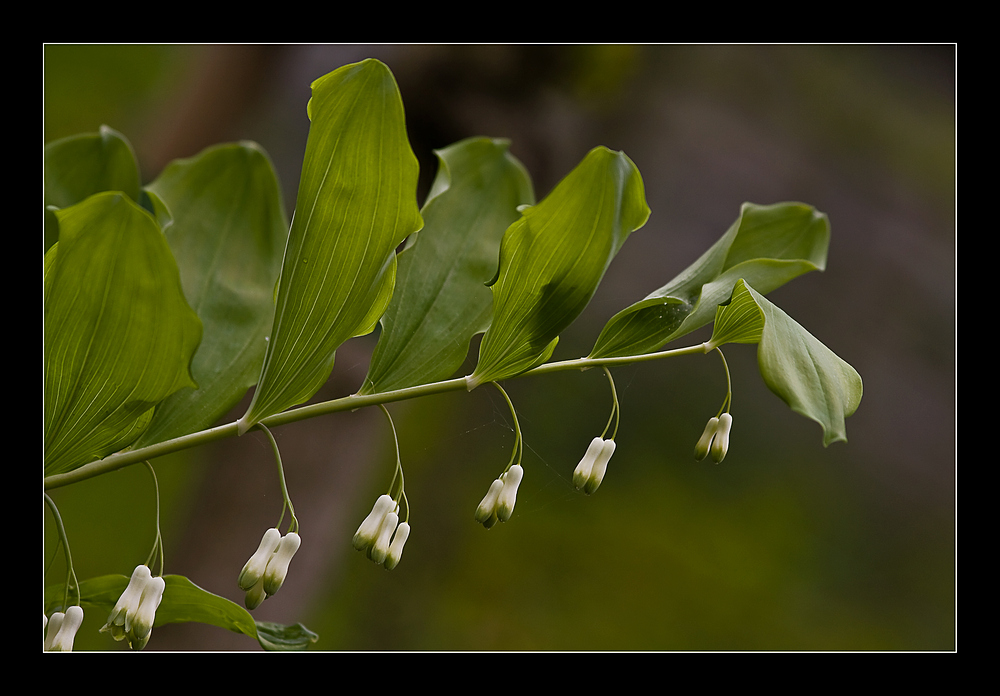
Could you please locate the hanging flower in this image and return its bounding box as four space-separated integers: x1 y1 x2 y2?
477 465 524 527
128 575 165 650
353 496 409 569
353 495 396 551
101 564 152 642
384 522 411 570
100 565 165 650
694 413 733 463
238 528 282 591
44 605 84 652
475 478 505 529
573 438 616 495
239 530 301 609
262 532 301 596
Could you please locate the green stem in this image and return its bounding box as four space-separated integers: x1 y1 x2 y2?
492 382 523 472
255 424 298 534
43 493 80 609
715 347 733 416
142 461 165 576
44 342 710 490
379 404 407 520
600 366 621 440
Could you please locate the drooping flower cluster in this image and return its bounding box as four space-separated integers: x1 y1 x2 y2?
573 437 617 495
100 564 166 650
353 494 410 569
475 464 524 528
44 605 84 651
694 412 733 463
238 529 301 610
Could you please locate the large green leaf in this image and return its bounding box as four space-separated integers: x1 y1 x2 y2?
44 192 202 475
708 279 863 445
589 202 829 358
238 59 422 433
46 574 318 651
360 137 535 394
468 146 649 387
44 125 141 252
133 143 288 447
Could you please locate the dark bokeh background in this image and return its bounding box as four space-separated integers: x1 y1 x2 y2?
43 44 955 650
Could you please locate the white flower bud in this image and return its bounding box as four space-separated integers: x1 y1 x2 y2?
43 612 64 651
496 464 524 523
353 494 395 551
245 577 267 610
711 413 733 463
101 564 152 640
129 575 165 648
573 437 605 490
584 439 616 495
369 512 398 565
48 605 84 652
383 522 411 570
238 528 282 591
694 417 720 461
263 532 301 597
475 478 504 527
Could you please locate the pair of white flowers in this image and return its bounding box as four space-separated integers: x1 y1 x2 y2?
475 464 524 528
239 529 301 609
573 437 617 495
43 605 84 651
694 413 733 463
353 495 410 570
99 564 166 650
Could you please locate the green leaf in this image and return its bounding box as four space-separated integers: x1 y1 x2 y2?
44 192 202 475
589 202 829 358
238 59 422 433
46 574 318 651
711 279 863 446
360 137 535 394
44 125 141 253
133 142 288 447
255 621 321 651
468 146 650 387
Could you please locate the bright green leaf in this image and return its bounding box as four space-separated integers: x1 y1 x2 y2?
44 192 202 475
44 125 141 253
589 202 829 358
133 142 288 447
712 279 863 446
46 574 318 651
469 146 649 387
361 137 535 394
238 59 422 433
255 621 321 651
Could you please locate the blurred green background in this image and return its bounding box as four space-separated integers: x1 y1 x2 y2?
43 44 955 651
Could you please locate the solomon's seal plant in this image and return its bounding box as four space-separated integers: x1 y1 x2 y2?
43 58 862 650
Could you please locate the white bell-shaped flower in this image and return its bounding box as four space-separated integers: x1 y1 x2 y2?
584 440 616 495
368 512 399 565
43 611 64 651
353 495 395 551
46 605 84 652
475 478 504 528
238 528 282 591
710 413 733 463
384 522 411 570
262 532 301 597
128 575 165 650
694 417 720 461
101 564 152 642
573 437 605 490
496 464 524 522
